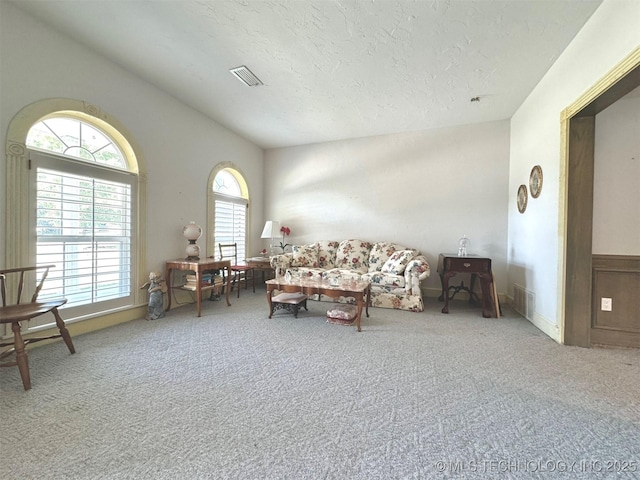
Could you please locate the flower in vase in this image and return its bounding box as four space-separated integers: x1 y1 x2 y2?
279 225 291 251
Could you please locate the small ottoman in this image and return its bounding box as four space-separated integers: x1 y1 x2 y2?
270 292 308 318
326 303 357 325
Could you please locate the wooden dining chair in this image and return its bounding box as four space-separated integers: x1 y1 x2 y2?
0 265 75 390
218 243 255 298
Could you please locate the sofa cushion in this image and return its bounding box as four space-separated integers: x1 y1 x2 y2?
335 239 372 273
381 250 415 275
288 267 325 279
368 242 407 272
291 243 319 267
361 272 406 288
324 268 363 282
317 240 339 268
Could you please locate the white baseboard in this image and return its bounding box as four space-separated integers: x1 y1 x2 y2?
505 294 561 343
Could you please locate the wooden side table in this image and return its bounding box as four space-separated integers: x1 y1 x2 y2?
246 256 274 283
437 253 499 318
166 258 231 317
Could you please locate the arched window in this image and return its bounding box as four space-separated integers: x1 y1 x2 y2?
27 116 127 168
211 167 249 263
22 115 137 322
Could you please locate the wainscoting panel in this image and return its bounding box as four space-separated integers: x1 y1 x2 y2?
591 255 640 348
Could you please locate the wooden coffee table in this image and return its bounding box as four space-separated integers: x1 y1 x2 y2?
266 276 370 332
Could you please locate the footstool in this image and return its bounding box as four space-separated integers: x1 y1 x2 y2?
326 303 357 325
269 292 308 318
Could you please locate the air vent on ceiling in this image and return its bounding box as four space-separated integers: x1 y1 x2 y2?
229 65 263 87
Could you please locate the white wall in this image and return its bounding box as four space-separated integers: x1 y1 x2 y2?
264 121 510 296
508 0 640 341
593 86 640 255
0 2 264 275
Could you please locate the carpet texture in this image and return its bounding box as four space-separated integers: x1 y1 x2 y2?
2 290 639 479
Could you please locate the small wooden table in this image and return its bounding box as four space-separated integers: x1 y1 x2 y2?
266 276 370 332
166 258 231 317
437 253 498 318
246 256 274 283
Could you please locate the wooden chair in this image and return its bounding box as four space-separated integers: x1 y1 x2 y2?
0 265 75 390
218 243 255 298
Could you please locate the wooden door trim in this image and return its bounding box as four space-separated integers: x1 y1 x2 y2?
559 47 640 346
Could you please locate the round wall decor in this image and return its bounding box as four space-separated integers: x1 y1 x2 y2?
529 165 543 198
517 184 528 213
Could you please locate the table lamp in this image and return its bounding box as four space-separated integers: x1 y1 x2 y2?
261 220 281 255
183 221 202 260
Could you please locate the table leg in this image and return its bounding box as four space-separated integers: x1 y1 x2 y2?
195 270 202 317
441 272 456 313
478 273 493 318
365 284 370 318
267 287 274 318
224 266 231 306
166 267 173 311
356 297 363 332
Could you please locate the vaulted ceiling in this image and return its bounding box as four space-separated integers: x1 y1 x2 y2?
12 0 603 149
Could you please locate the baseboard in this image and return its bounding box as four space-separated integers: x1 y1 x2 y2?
21 305 146 350
505 294 561 343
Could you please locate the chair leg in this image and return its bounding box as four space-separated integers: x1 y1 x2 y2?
52 308 75 354
12 321 31 390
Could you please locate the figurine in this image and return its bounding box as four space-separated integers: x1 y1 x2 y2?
140 271 167 320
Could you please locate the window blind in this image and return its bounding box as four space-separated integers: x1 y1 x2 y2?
214 197 247 263
36 167 132 310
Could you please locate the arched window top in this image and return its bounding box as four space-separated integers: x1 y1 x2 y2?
213 169 242 197
26 116 127 170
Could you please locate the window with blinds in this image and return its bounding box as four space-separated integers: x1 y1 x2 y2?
212 169 248 263
214 198 247 263
36 166 133 310
25 115 137 325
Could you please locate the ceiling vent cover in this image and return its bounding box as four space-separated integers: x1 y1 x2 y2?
230 65 263 87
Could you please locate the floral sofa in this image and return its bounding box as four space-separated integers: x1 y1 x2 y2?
270 239 430 312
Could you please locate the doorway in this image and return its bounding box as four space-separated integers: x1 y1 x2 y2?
562 49 640 347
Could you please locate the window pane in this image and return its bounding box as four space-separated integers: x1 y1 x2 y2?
26 117 126 169
214 198 246 263
213 170 241 196
36 167 132 308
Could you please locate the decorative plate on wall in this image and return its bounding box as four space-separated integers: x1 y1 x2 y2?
529 165 543 198
517 184 528 213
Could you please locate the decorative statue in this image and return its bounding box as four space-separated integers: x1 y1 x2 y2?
140 271 167 320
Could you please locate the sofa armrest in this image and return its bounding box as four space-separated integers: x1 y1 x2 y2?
270 253 293 272
405 255 431 295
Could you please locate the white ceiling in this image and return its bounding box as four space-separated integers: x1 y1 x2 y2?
12 0 603 149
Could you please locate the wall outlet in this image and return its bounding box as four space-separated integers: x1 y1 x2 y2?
601 297 613 312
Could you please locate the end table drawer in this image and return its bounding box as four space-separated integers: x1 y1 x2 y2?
445 257 491 273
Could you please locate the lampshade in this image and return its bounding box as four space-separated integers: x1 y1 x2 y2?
261 220 281 239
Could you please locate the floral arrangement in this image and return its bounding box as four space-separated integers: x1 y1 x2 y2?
279 225 291 251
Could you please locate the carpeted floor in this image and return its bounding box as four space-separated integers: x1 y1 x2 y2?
2 289 639 479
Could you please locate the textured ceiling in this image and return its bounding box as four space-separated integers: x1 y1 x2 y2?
12 0 603 149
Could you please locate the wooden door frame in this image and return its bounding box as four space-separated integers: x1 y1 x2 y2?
560 48 640 346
